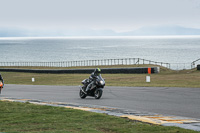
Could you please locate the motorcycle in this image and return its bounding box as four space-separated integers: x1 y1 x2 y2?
79 74 105 99
0 81 3 94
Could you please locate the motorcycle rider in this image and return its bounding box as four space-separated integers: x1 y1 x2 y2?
0 73 4 88
85 68 101 93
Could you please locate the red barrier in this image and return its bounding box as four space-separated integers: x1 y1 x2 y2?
148 68 151 74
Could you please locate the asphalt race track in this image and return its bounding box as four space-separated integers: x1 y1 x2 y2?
1 84 200 119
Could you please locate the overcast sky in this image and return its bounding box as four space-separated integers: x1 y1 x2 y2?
0 0 200 32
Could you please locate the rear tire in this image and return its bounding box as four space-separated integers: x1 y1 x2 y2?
94 89 103 99
79 90 87 99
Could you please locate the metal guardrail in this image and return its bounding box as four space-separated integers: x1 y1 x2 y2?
1 58 200 70
191 58 200 69
0 58 170 68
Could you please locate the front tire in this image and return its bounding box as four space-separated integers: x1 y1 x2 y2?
79 90 87 99
94 89 103 99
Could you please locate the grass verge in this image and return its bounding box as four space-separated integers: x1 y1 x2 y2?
1 65 200 88
0 101 198 133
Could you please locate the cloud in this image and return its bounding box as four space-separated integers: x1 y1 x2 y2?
0 0 200 31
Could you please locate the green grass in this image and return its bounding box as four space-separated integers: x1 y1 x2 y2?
0 101 198 133
1 65 200 88
1 66 200 132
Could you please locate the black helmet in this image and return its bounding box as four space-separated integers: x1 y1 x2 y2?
94 68 101 75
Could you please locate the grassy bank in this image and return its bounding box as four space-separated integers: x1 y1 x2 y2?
1 66 199 132
0 101 198 133
1 65 200 88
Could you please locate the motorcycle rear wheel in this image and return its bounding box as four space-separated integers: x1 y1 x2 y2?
79 90 87 99
94 89 103 99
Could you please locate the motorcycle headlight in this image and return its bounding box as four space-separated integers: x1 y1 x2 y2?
100 80 104 85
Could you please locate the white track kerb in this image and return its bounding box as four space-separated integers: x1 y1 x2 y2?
1 97 200 132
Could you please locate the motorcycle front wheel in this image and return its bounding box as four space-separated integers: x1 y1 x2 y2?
94 89 103 99
79 90 87 99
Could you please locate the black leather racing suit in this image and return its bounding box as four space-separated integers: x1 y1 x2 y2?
85 72 99 92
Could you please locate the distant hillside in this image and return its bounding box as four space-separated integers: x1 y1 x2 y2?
121 25 200 36
0 28 28 37
0 28 118 37
0 25 200 37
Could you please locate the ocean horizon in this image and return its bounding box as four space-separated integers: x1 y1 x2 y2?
1 35 200 39
1 35 200 69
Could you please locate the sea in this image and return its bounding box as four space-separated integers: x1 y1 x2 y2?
0 36 200 69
